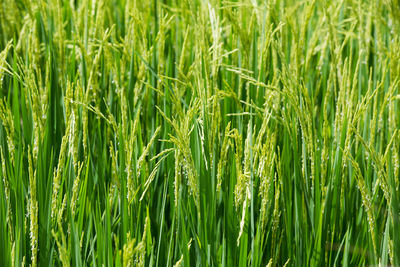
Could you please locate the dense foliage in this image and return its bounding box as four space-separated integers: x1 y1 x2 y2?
1 0 400 266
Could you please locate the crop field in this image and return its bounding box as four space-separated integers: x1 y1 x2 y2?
1 0 400 266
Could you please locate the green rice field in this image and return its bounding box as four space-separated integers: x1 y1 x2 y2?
1 0 400 266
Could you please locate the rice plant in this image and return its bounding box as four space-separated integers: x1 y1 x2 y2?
1 0 400 266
